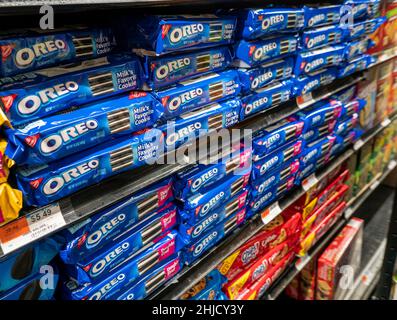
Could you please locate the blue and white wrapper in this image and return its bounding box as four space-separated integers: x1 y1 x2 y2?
344 38 372 61
303 5 342 28
0 55 144 127
155 70 240 120
300 136 336 167
237 57 294 94
293 67 338 96
335 113 359 136
344 0 382 20
16 128 165 206
300 25 345 50
181 270 226 300
338 54 375 78
0 27 116 77
344 17 386 41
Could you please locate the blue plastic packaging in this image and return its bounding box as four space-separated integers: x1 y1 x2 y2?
237 57 294 94
344 38 372 61
339 98 366 119
303 5 342 28
301 122 336 143
240 79 295 120
335 113 359 136
155 70 241 120
5 92 162 166
16 128 164 206
338 54 375 78
331 85 357 103
174 147 251 199
300 25 345 50
0 55 144 127
65 230 179 285
248 186 279 214
120 15 237 55
180 270 226 300
237 8 304 40
300 136 336 167
233 35 298 68
344 17 386 41
344 1 381 19
0 27 116 77
294 45 345 76
293 67 338 96
141 46 233 89
0 237 60 293
159 98 241 151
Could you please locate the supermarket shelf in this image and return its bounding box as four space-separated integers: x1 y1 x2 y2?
370 47 397 68
156 118 397 299
263 161 397 300
0 74 361 259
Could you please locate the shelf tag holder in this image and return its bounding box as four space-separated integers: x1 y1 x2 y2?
302 174 319 192
261 202 282 225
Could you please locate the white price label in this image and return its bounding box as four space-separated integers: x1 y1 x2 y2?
370 180 380 191
353 139 364 151
302 174 318 191
296 254 311 271
344 207 354 219
261 202 282 225
388 160 397 171
0 203 64 255
381 118 391 127
297 93 314 109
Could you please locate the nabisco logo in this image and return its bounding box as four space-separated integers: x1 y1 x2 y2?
86 214 127 249
15 39 67 68
167 88 203 111
169 24 204 44
17 81 79 115
39 120 98 154
155 58 191 80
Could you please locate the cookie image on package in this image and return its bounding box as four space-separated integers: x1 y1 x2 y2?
317 280 332 299
19 279 42 300
11 247 35 280
263 215 284 231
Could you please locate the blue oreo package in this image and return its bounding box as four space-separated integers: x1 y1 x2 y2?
0 237 60 293
300 25 345 50
248 186 279 214
331 85 357 103
183 210 246 265
0 268 59 300
180 270 226 300
155 70 240 120
240 79 295 120
160 99 241 151
174 147 251 199
253 119 304 156
237 8 304 40
63 253 183 300
16 128 164 206
180 189 248 225
251 141 302 180
250 166 297 199
300 136 336 167
339 98 366 119
344 38 372 61
344 17 386 41
65 230 179 285
233 35 298 68
237 57 294 94
330 130 360 156
0 27 116 77
179 171 250 217
296 161 318 183
302 121 336 143
115 254 183 300
303 5 342 28
59 178 173 263
142 46 233 89
290 99 342 132
120 15 237 55
179 207 247 245
0 55 144 127
338 54 375 78
293 68 338 96
335 113 359 136
5 92 162 166
344 0 381 19
294 45 345 76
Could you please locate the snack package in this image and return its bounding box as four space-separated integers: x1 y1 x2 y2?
337 54 375 78
344 17 386 42
299 258 317 300
63 253 183 300
218 210 301 281
300 136 336 167
120 15 237 55
16 128 164 206
344 1 381 20
0 268 59 300
174 147 251 199
240 80 295 120
142 46 233 89
233 35 298 68
339 98 366 119
60 202 176 265
0 54 144 127
0 237 60 293
302 122 336 143
5 92 163 166
293 68 338 96
0 139 14 183
180 270 226 300
0 27 116 77
303 5 342 28
237 57 294 94
155 70 241 120
65 230 180 285
343 38 372 61
316 218 363 300
160 98 241 151
334 113 359 136
294 45 345 76
300 25 345 50
0 183 23 226
237 8 304 40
